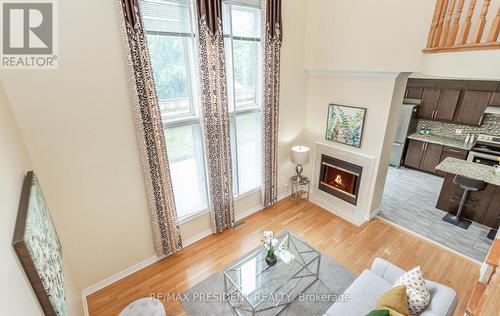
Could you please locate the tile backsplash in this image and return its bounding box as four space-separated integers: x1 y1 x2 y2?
417 114 500 140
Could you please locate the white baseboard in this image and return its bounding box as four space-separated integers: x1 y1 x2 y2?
376 216 482 265
81 253 166 315
82 192 290 315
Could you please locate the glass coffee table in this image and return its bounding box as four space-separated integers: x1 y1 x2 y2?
223 231 321 315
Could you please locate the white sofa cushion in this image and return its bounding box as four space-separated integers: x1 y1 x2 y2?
395 266 431 315
326 258 457 316
325 269 392 316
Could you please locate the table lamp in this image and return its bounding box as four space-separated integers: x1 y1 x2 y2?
291 146 310 181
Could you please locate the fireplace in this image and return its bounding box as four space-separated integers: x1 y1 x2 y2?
319 154 363 205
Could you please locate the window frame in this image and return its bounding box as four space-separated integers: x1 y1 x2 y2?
142 0 209 222
142 0 263 222
143 0 201 122
224 1 263 197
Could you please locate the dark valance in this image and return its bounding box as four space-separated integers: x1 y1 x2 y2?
196 0 223 35
266 0 282 41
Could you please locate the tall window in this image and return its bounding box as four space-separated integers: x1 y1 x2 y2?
141 0 262 220
223 2 262 196
141 0 208 220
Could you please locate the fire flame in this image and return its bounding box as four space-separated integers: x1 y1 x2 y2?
334 175 345 189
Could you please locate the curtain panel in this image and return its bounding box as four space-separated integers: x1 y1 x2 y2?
118 0 182 256
261 0 282 208
195 0 235 233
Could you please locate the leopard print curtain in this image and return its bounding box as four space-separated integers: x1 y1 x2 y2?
262 0 282 208
196 0 235 233
118 0 182 256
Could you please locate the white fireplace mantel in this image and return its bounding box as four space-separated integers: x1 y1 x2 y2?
311 141 377 226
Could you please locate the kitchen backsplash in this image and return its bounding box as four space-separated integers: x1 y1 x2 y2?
417 114 500 140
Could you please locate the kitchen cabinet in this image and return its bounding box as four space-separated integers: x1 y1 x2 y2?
403 139 445 175
436 146 468 177
405 87 424 99
454 91 492 126
436 174 500 228
434 89 460 121
419 143 443 173
418 88 441 119
483 187 500 229
404 139 425 169
405 79 500 126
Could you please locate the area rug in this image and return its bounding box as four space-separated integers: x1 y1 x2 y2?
181 253 356 315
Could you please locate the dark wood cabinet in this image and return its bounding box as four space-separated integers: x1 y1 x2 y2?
418 88 441 119
405 87 424 99
436 146 468 177
483 187 500 228
419 143 443 174
436 174 500 228
434 89 460 121
454 91 492 126
404 139 446 175
405 79 500 126
404 139 425 169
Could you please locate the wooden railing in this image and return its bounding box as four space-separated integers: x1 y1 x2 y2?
466 239 500 315
424 0 500 53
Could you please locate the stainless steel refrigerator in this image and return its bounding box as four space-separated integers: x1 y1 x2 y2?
390 103 419 167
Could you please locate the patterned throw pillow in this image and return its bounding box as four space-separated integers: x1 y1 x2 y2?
394 266 431 315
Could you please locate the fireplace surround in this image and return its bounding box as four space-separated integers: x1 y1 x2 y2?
311 141 376 226
319 154 363 205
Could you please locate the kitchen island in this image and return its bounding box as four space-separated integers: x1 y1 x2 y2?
435 157 500 228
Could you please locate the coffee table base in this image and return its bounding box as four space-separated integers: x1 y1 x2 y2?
224 256 320 316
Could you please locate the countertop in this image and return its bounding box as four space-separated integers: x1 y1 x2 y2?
436 157 500 186
407 133 474 151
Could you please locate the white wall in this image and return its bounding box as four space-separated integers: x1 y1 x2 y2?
1 0 156 290
0 0 308 294
304 0 435 73
302 73 408 221
0 81 82 316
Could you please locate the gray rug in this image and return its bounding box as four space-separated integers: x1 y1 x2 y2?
181 253 356 315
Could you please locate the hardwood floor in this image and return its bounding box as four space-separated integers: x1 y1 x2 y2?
86 198 480 316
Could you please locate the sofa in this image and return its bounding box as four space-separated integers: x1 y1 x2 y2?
325 258 458 316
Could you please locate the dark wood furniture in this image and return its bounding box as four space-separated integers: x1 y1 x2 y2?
436 174 500 228
419 88 441 119
406 79 500 126
404 139 468 176
454 91 492 126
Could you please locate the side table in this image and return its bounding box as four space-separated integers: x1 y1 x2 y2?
291 175 310 204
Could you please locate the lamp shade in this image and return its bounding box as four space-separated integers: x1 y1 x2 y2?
291 146 310 165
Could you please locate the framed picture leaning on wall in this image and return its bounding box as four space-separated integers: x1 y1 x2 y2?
12 171 66 316
325 104 366 148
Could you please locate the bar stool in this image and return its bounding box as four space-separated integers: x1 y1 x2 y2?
442 175 485 230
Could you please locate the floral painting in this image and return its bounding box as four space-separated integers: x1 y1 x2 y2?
325 104 366 148
13 172 67 316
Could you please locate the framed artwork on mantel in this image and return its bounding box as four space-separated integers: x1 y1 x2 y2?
12 171 67 316
325 104 366 148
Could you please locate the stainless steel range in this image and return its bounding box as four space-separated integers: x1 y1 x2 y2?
467 134 500 167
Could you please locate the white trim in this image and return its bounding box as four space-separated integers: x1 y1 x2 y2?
376 216 482 265
81 192 289 315
81 254 166 316
306 69 400 78
178 208 209 225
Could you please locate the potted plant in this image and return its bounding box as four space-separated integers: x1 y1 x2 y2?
263 231 278 266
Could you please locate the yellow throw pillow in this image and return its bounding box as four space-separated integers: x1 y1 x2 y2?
376 285 410 316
